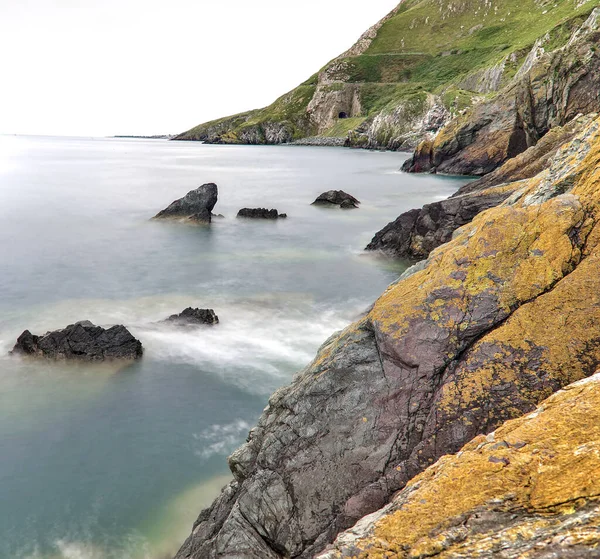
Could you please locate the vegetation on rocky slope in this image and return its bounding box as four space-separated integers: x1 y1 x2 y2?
175 0 600 147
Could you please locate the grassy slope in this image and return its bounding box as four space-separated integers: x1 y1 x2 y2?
176 0 600 142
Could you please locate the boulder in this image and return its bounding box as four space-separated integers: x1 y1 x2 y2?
312 190 360 208
154 183 218 223
163 308 219 326
237 208 286 219
10 321 143 361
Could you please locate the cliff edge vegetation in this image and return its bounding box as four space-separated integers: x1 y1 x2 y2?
174 0 600 150
174 111 600 558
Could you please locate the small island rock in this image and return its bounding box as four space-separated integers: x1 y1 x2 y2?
237 208 287 219
163 308 219 326
11 321 143 361
312 190 360 208
154 183 218 223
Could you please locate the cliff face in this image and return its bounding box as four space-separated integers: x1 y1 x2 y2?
367 114 596 259
174 0 600 148
403 8 600 174
318 372 600 558
174 116 600 558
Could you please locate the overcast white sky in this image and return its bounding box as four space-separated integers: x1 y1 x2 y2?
0 0 398 137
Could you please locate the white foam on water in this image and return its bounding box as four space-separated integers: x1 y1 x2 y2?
192 419 252 460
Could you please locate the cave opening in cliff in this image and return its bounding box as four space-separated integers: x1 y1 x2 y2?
338 111 348 119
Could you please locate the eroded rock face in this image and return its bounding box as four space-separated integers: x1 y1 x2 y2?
403 10 600 176
163 308 219 326
367 115 596 260
174 118 600 558
154 183 218 223
318 373 600 558
11 322 143 361
312 190 360 208
365 182 516 259
237 208 286 219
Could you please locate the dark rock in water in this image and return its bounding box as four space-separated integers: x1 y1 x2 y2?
279 213 287 219
154 183 218 223
10 321 143 361
237 208 286 219
312 190 360 208
212 213 225 219
365 184 516 260
163 308 219 326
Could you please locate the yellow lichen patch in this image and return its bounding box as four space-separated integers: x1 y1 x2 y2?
345 374 600 558
369 193 584 342
436 250 600 418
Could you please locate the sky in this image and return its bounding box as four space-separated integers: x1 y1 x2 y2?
0 0 399 137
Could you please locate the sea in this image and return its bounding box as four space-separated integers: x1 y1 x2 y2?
0 135 469 559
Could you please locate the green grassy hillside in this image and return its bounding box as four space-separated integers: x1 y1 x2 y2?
175 0 600 146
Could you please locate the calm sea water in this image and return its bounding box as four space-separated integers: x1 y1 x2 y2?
0 136 468 559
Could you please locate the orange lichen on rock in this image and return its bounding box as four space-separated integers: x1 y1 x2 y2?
321 374 600 559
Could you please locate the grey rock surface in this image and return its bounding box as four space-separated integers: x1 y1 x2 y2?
163 308 219 326
312 190 360 208
11 322 143 361
237 208 286 219
154 183 218 223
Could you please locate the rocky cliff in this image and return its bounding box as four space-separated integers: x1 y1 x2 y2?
174 0 600 148
318 372 600 558
403 7 600 175
174 113 600 558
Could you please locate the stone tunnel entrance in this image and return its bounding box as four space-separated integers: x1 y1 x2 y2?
338 111 348 119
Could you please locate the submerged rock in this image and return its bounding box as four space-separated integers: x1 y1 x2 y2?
174 117 600 559
154 183 218 223
237 208 286 219
312 190 360 208
163 308 219 326
11 321 143 361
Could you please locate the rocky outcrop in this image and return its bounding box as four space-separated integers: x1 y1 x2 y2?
174 116 600 559
163 308 219 326
312 190 360 208
237 208 287 219
11 321 143 361
347 95 450 151
365 182 517 259
367 115 597 260
154 183 218 223
403 9 600 175
318 372 600 558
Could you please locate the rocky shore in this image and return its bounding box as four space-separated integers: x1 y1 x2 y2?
170 3 600 558
174 107 600 557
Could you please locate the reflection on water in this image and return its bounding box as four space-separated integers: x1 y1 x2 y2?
0 136 469 558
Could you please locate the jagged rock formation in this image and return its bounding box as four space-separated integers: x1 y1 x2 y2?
154 183 218 223
367 114 596 259
318 372 600 558
11 321 143 361
163 308 219 326
174 115 600 558
175 1 600 149
312 190 360 208
403 8 600 175
237 208 287 219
